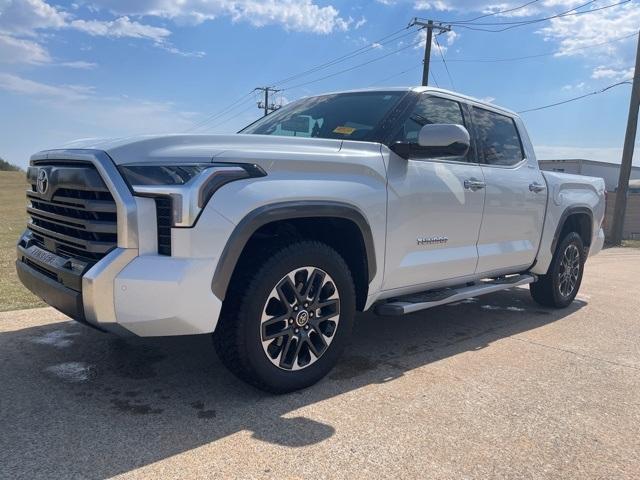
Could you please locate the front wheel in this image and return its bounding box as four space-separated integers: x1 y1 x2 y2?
214 241 355 393
530 232 585 308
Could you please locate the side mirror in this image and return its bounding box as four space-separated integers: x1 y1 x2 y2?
391 124 471 159
417 124 470 158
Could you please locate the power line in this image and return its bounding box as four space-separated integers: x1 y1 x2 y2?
451 0 630 33
282 38 424 91
450 0 597 26
272 26 418 87
453 0 542 24
203 103 259 132
187 25 420 131
368 64 422 87
185 90 255 132
517 79 634 113
435 35 455 90
430 69 440 88
438 32 639 63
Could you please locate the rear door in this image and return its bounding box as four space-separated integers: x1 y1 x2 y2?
472 107 546 274
383 94 486 291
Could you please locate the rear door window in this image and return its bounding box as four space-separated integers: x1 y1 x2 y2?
472 107 524 166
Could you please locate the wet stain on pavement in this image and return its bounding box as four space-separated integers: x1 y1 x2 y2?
111 398 163 415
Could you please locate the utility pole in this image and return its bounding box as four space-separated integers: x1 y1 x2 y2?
256 86 282 116
409 18 452 86
610 31 640 246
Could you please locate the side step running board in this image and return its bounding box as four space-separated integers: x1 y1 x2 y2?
375 274 536 316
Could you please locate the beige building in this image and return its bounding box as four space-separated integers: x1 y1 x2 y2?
539 159 640 192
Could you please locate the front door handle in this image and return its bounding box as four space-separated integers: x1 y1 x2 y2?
464 178 486 191
529 182 546 193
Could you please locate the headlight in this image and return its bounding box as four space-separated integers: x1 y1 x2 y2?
119 163 265 227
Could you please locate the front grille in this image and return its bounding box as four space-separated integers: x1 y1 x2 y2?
26 161 118 263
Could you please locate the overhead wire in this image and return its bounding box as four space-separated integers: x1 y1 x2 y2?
451 0 542 24
272 26 419 87
184 90 256 133
434 35 455 90
450 0 630 32
517 79 634 113
281 38 424 92
437 31 638 63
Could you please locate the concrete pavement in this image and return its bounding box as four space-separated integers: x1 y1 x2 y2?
1 248 638 479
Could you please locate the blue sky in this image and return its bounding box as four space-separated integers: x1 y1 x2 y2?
0 0 639 169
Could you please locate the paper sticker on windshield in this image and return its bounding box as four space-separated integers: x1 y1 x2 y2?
333 126 356 135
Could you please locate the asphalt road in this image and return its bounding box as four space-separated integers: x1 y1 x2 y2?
1 248 639 479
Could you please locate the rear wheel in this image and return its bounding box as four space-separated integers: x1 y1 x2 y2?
214 241 355 393
530 232 585 308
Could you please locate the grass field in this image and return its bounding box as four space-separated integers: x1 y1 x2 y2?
0 172 44 311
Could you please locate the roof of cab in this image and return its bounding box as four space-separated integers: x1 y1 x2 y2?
311 86 519 117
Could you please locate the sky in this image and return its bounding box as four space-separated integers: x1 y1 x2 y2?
0 0 639 169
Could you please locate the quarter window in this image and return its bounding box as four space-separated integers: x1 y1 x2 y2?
472 107 524 166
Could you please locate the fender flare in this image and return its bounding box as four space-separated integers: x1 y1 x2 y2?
211 201 377 300
550 206 594 253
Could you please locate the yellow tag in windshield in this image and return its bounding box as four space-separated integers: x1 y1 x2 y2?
333 126 356 135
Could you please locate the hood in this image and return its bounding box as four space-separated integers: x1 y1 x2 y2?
51 134 346 165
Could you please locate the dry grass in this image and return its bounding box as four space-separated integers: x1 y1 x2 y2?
622 239 640 249
0 172 44 311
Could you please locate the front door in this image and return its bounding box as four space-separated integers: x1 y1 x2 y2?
471 107 546 274
383 94 486 292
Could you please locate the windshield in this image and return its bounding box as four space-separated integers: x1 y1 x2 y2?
239 91 405 142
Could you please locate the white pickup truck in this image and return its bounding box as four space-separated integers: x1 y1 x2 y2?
17 87 605 392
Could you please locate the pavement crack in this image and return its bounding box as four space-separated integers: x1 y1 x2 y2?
509 336 640 372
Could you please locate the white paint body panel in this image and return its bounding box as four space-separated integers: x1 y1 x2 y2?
476 117 547 274
531 171 606 274
383 150 485 291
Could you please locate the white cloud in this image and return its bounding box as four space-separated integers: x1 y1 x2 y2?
69 16 171 42
0 73 93 101
413 28 458 53
591 66 635 81
91 0 352 34
0 0 68 35
562 81 586 91
0 72 196 131
538 2 640 58
0 33 51 64
56 60 98 69
414 1 453 11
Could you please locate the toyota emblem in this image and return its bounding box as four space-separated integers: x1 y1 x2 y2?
36 169 49 195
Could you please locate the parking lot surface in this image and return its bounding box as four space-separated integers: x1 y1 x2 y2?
1 248 639 479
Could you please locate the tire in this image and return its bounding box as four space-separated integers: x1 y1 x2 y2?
530 232 585 308
213 240 356 393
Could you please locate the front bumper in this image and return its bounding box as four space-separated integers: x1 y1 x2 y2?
17 234 224 336
16 258 88 325
16 149 234 337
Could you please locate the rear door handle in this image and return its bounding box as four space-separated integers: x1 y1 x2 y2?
464 178 486 191
529 182 546 193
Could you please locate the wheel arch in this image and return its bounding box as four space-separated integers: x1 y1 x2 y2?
551 206 593 254
211 201 377 310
